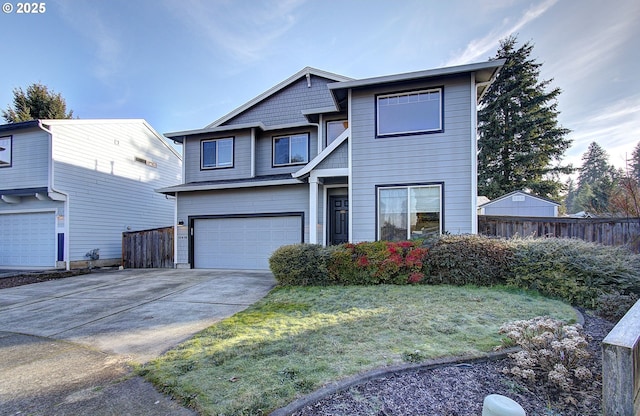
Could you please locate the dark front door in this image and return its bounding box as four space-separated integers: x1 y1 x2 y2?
329 196 349 245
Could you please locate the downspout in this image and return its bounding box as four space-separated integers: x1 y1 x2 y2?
471 73 479 234
38 120 71 270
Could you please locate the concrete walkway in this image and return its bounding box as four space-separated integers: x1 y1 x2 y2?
0 268 276 415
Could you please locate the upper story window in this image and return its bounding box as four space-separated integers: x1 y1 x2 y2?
201 137 233 169
0 136 12 168
376 88 442 137
326 120 348 146
273 133 309 166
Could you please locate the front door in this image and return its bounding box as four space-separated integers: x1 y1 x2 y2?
329 196 349 245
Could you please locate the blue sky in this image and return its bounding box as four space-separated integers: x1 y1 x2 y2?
1 0 638 170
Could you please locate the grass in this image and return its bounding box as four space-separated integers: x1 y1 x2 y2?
139 285 577 415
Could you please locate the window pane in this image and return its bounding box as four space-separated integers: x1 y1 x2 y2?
202 141 216 167
410 186 441 238
289 134 308 163
217 139 233 166
0 137 11 166
379 188 408 241
274 137 290 165
327 120 347 145
377 89 441 136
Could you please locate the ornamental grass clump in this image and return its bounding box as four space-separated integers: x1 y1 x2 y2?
499 317 592 399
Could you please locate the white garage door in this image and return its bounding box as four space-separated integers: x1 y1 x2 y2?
193 215 302 269
0 212 56 268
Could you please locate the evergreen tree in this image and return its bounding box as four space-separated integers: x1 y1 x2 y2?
2 83 73 123
478 35 572 200
578 142 615 186
631 141 640 182
573 142 618 214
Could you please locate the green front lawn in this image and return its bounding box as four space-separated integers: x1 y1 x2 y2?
140 285 576 415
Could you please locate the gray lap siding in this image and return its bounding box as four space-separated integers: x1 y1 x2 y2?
176 185 309 264
350 74 474 242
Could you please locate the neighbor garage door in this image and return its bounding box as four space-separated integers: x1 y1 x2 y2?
0 211 56 267
193 215 302 269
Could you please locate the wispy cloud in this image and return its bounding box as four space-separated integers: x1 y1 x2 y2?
446 0 558 66
57 1 124 84
564 96 640 168
165 0 306 64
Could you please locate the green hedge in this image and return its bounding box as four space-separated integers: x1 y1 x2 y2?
508 238 640 308
269 236 640 309
426 234 513 286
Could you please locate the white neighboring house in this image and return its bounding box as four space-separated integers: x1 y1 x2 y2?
0 119 182 269
478 190 560 217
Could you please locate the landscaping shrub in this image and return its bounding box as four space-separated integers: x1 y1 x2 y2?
596 291 639 323
500 317 593 404
327 240 429 285
508 238 640 308
269 244 331 286
426 234 513 286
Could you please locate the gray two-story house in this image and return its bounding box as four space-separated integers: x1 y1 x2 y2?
158 61 504 270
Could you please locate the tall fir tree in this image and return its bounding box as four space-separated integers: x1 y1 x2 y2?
478 35 571 200
631 141 640 182
2 83 73 123
573 142 618 214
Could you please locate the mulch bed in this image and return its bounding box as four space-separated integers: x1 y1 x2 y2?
0 269 90 289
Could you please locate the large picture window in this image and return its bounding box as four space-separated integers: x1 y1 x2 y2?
273 133 309 166
201 137 233 169
0 136 12 167
377 88 442 137
378 184 442 240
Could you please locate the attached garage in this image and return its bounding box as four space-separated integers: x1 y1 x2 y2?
192 213 304 269
0 211 56 268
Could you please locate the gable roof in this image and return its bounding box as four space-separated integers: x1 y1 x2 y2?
206 67 353 128
328 59 505 105
479 190 560 208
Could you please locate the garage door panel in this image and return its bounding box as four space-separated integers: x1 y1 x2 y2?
0 212 55 267
193 215 302 270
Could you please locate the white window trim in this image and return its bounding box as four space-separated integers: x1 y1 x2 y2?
272 133 309 166
201 137 234 170
376 88 443 137
377 184 443 240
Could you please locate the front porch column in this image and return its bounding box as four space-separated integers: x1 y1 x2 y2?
309 177 319 244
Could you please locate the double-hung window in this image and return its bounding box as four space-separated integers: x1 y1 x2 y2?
378 184 442 240
377 88 442 137
273 133 309 166
201 137 233 169
0 136 12 167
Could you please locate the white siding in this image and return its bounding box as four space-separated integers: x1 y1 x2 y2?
350 75 474 241
0 128 49 189
48 120 182 262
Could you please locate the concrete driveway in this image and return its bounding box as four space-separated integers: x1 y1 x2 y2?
0 268 276 415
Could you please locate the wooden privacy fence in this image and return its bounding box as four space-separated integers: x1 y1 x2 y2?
122 226 174 268
478 215 640 252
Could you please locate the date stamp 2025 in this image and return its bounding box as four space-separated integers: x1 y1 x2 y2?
3 2 47 14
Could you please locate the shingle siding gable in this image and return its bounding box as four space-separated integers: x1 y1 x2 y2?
223 76 337 127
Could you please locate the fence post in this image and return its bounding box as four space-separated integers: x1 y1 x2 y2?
602 299 640 415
